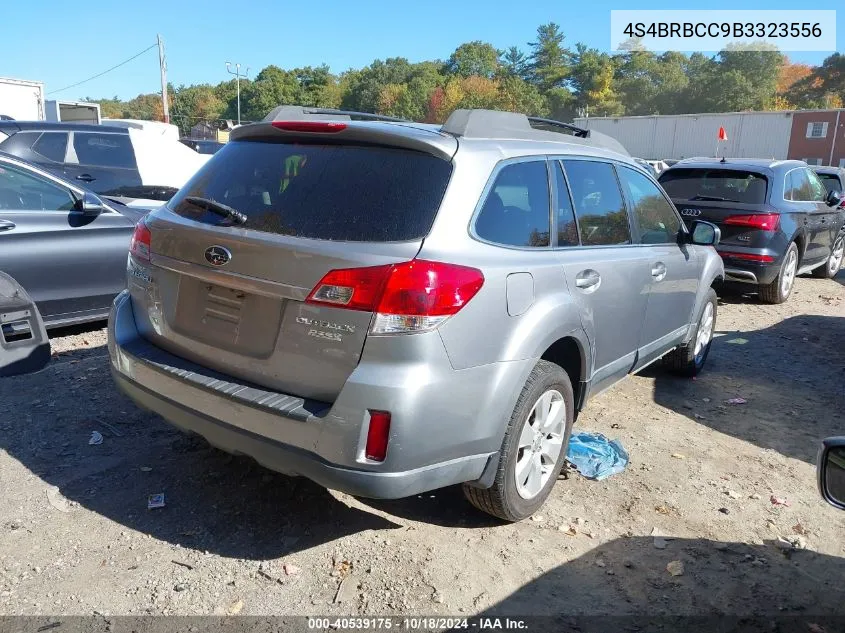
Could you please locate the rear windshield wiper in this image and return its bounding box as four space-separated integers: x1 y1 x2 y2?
184 196 247 225
688 194 731 202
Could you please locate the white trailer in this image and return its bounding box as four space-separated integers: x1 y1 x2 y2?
0 77 45 120
45 100 101 124
575 111 795 162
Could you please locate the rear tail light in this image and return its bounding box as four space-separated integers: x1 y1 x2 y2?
365 410 391 462
306 260 484 334
724 213 780 231
271 121 347 133
129 218 151 261
718 251 774 263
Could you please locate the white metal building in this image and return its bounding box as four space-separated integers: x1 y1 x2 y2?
574 111 796 161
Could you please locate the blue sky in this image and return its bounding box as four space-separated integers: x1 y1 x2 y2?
2 0 842 100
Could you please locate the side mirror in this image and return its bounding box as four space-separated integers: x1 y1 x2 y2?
826 189 842 208
74 191 105 216
817 437 845 510
689 220 720 246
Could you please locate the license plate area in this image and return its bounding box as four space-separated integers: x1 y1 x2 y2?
172 278 284 359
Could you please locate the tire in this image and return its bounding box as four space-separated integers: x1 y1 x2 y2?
463 360 574 522
663 288 717 377
759 242 798 304
812 232 844 279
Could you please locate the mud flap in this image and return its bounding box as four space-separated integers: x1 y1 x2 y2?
0 272 50 377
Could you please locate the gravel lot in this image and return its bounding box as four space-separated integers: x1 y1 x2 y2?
1 273 845 622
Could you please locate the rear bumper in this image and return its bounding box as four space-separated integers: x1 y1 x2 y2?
720 256 781 286
108 291 530 499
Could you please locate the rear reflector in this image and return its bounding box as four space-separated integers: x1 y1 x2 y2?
724 213 780 231
271 121 347 133
306 260 484 334
719 251 775 263
129 218 151 261
365 410 391 462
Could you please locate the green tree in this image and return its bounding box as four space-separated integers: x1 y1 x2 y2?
294 65 339 107
497 76 548 116
712 43 785 111
170 84 224 133
499 47 529 79
790 53 845 108
527 23 572 92
569 44 623 116
341 57 413 112
446 41 500 78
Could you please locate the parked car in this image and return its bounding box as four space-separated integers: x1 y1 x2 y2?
659 159 845 304
108 106 723 522
817 437 845 510
812 165 845 209
0 152 145 328
179 138 225 155
0 121 208 206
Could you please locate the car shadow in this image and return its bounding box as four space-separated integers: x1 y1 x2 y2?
646 314 845 465
482 536 845 629
0 345 401 561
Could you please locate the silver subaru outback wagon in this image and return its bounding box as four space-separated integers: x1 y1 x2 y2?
108 107 724 521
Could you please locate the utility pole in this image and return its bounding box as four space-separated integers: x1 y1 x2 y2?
157 34 170 124
226 62 249 126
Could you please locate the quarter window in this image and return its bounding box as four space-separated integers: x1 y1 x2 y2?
32 132 68 163
0 162 75 211
617 166 681 244
475 161 551 248
786 169 815 202
561 160 631 246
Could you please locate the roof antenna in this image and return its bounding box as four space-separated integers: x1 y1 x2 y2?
720 156 727 163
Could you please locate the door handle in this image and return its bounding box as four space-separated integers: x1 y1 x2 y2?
651 262 667 281
0 220 15 232
76 174 96 183
574 269 601 292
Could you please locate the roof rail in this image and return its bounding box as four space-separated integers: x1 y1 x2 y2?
441 109 629 156
263 105 408 123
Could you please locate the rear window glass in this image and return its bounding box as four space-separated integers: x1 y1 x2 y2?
816 172 842 194
169 141 453 242
659 168 768 204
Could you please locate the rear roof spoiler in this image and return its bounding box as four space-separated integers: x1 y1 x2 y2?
441 109 629 156
263 106 407 123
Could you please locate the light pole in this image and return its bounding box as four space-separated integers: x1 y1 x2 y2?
225 62 249 125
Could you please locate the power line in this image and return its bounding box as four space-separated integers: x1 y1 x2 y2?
47 43 158 95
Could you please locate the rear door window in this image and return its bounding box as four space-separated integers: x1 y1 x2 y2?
617 166 682 244
32 132 68 162
659 169 768 204
475 161 551 247
169 141 453 242
805 169 828 202
561 160 631 246
72 132 136 169
816 173 842 194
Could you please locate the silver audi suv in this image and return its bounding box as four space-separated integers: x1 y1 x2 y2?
109 107 724 521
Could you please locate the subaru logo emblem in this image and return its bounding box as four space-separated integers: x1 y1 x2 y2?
204 245 232 267
680 208 702 217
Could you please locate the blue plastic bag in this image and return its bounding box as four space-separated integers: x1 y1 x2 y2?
566 431 629 480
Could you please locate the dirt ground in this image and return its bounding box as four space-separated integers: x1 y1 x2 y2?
1 272 845 625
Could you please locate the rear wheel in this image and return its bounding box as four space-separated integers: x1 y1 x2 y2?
812 232 844 279
759 242 798 304
463 360 574 522
663 288 717 377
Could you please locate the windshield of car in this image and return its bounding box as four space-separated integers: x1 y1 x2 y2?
816 172 842 194
658 168 768 204
168 140 453 242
